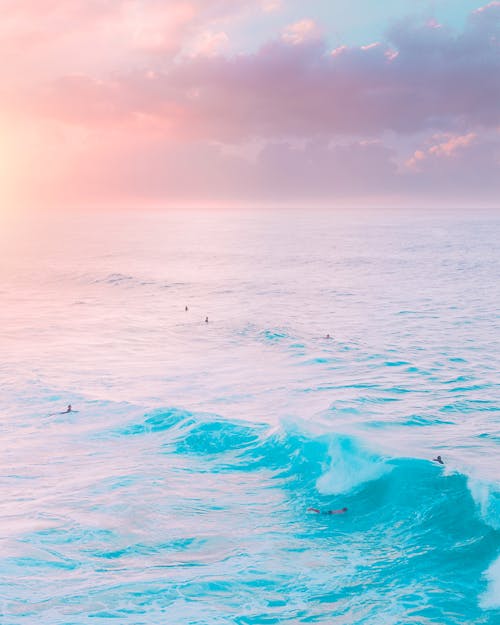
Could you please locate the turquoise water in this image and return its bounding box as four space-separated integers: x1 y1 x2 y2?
0 209 499 623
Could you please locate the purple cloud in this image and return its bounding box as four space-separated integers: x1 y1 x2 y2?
32 2 500 142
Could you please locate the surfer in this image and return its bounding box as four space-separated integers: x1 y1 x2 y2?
205 316 209 323
307 507 348 515
185 306 188 311
47 404 77 417
325 334 332 339
433 455 444 465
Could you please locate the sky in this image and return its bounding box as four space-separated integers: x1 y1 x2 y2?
0 0 499 210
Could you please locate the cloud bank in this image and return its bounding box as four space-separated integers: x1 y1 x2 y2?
1 1 499 208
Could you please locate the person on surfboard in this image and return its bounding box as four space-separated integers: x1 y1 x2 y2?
307 507 348 515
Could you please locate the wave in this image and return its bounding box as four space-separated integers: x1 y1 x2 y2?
481 555 500 609
468 478 500 530
316 435 392 495
35 403 500 621
123 408 498 618
71 271 184 290
111 407 500 531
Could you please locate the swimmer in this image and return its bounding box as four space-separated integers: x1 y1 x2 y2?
46 404 77 417
307 507 348 515
433 455 444 465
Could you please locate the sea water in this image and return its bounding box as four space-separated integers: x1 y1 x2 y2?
0 208 499 624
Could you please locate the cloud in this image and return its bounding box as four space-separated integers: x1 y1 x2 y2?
25 2 500 143
6 114 499 209
256 140 398 199
190 31 230 57
2 1 499 208
0 0 281 82
282 19 321 45
404 129 499 182
262 0 283 13
29 136 401 206
123 2 198 53
406 133 478 169
473 1 500 14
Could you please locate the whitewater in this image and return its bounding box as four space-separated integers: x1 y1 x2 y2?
0 208 499 624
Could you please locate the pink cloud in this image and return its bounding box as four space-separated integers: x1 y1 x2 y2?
473 1 500 14
282 19 321 45
2 1 499 209
21 2 499 143
403 131 500 201
0 0 278 80
262 0 283 13
407 133 478 168
6 109 499 209
428 133 477 157
16 129 498 209
123 2 198 53
190 31 230 57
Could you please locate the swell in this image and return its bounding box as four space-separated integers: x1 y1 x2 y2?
70 271 186 290
112 407 500 611
6 404 500 623
111 407 500 533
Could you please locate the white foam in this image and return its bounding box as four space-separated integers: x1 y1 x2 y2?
480 554 500 609
467 478 500 530
316 435 391 495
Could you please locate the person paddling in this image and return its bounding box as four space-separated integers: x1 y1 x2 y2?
307 507 348 515
57 404 76 414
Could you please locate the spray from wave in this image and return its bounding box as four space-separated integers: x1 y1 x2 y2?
481 555 500 609
316 435 392 495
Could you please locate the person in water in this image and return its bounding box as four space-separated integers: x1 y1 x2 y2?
205 316 209 323
433 455 444 465
185 306 188 311
62 404 72 413
307 507 348 515
325 333 332 339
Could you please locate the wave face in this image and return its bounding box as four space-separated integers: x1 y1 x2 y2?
2 408 499 624
1 209 499 624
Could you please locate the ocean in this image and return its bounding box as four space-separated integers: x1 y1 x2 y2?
0 208 499 624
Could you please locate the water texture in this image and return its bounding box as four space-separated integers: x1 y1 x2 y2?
0 209 499 624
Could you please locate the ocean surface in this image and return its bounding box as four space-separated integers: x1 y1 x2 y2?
0 208 499 624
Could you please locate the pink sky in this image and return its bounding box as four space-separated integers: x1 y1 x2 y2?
1 0 499 210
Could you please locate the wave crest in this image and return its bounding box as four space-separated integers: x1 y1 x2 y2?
316 435 391 495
